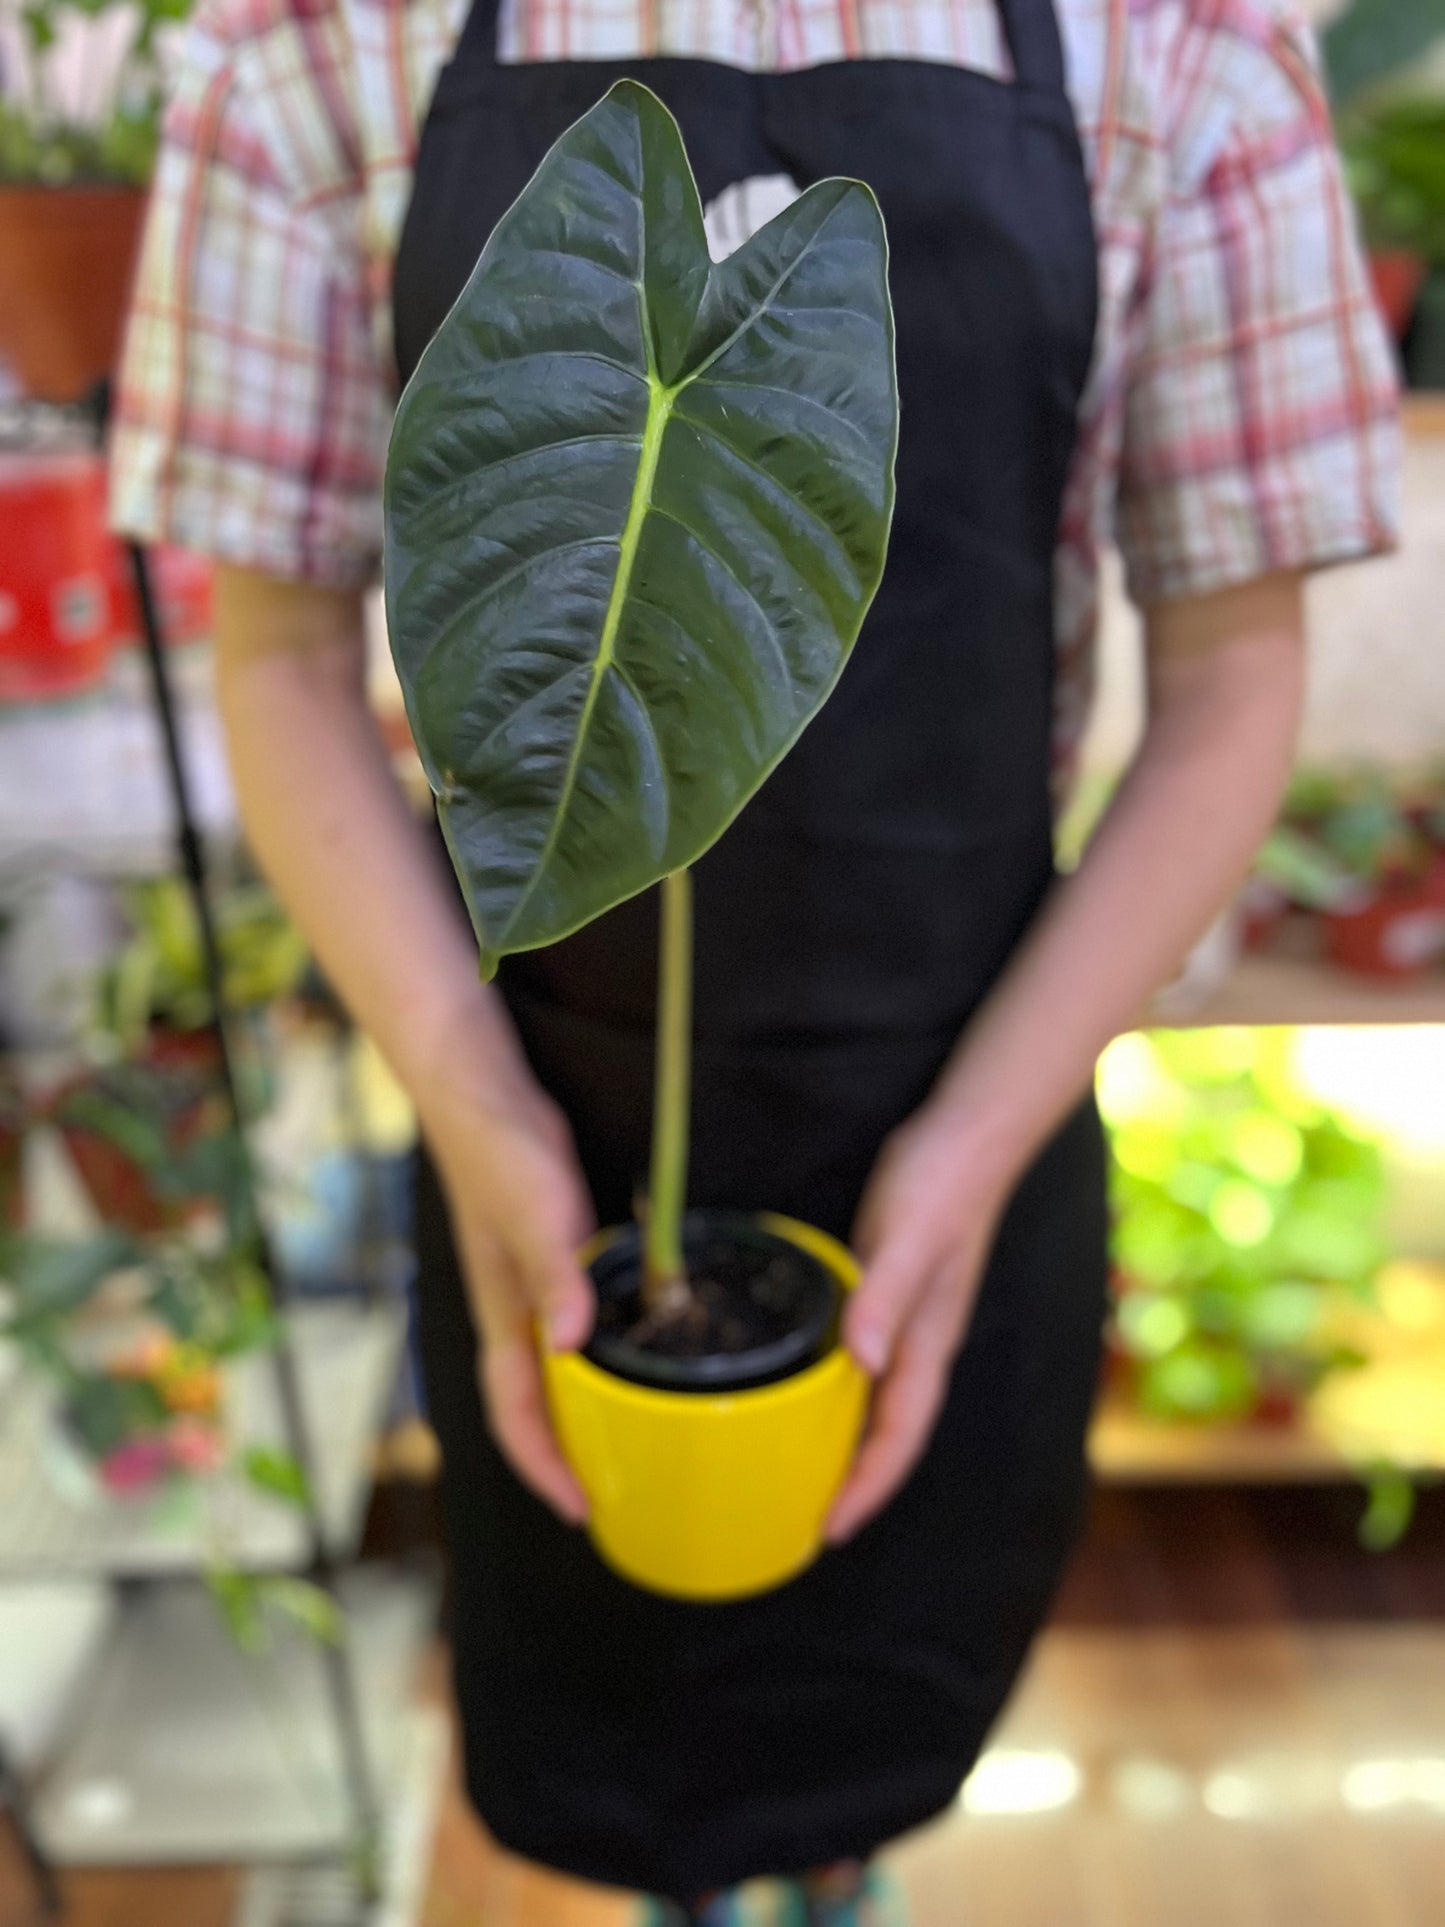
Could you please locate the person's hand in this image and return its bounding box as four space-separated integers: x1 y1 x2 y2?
417 1005 597 1523
827 1102 1012 1544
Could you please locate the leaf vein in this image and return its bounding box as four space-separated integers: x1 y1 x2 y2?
670 406 861 592
412 535 618 643
695 378 880 457
645 503 795 693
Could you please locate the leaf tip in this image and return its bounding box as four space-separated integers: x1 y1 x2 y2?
602 76 668 120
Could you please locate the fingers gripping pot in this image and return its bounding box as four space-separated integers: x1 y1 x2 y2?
384 84 897 1598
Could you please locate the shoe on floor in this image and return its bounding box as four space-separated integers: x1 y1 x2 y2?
638 1879 809 1925
639 1866 908 1927
801 1863 911 1927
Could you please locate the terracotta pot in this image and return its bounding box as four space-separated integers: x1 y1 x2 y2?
54 1029 226 1233
0 185 147 401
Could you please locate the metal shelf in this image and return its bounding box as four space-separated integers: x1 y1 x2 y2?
30 1565 436 1866
0 1301 407 1579
1090 1398 1353 1484
0 650 239 884
1091 1264 1445 1485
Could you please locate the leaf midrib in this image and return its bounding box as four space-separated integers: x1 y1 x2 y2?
490 191 843 957
494 367 674 953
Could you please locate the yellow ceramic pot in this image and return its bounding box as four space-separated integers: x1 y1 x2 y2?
543 1213 869 1602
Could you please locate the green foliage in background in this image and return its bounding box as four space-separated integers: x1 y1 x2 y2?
1342 100 1445 267
1255 765 1443 910
0 1224 338 1644
96 878 310 1050
1323 0 1445 116
0 1223 276 1461
1323 0 1445 269
0 0 192 184
1103 1029 1386 1425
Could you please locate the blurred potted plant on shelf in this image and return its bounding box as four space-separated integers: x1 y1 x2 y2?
1 1224 265 1493
92 876 310 1054
386 82 896 1601
53 877 308 1231
1244 769 1445 977
1324 0 1445 362
1297 770 1445 978
1101 1029 1385 1427
0 1222 341 1641
0 0 190 398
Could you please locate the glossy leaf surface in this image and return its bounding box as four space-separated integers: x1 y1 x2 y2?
385 80 896 976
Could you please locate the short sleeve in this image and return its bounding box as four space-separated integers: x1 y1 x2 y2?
109 16 390 588
1116 1 1400 607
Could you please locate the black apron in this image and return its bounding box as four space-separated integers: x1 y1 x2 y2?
397 0 1108 1901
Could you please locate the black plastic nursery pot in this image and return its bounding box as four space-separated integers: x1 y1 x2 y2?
542 1208 870 1601
584 1211 844 1394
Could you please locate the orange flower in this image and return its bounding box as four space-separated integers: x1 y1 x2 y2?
158 1344 222 1415
108 1330 176 1380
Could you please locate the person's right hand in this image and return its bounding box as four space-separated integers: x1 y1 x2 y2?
417 1002 598 1523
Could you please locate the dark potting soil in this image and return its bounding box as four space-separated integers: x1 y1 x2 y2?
584 1214 842 1393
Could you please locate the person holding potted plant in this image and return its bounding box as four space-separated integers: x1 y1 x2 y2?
110 0 1399 1919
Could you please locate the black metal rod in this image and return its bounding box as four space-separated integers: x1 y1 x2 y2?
0 1738 62 1918
127 542 383 1877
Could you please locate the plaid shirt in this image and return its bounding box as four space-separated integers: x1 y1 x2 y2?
110 0 1400 780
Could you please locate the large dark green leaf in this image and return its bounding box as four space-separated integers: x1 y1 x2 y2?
385 80 896 977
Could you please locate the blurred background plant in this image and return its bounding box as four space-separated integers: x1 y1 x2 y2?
0 0 190 182
0 1223 271 1491
92 877 310 1051
0 1220 342 1645
1100 1027 1387 1426
45 875 309 1234
1323 0 1445 382
1246 766 1445 978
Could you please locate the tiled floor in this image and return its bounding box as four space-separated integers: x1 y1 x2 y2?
890 1625 1445 1927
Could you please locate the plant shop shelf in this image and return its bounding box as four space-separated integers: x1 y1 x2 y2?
1090 1263 1445 1484
0 1300 407 1579
29 1564 437 1866
1091 1396 1363 1483
1161 949 1445 1029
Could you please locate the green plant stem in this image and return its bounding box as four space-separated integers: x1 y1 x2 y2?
644 867 692 1298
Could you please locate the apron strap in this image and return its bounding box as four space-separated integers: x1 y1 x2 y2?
452 0 505 72
996 0 1068 92
450 0 1069 94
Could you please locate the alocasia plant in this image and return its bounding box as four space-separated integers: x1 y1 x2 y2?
386 81 897 1292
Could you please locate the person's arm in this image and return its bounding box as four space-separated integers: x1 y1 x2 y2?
214 566 595 1520
827 568 1306 1542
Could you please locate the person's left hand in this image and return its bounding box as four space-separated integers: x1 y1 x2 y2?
826 1102 1014 1544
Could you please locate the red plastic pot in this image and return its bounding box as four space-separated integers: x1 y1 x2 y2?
1323 865 1445 978
0 451 113 702
107 539 215 650
1368 248 1427 341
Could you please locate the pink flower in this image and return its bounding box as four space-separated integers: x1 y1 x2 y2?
167 1416 226 1474
100 1437 172 1493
